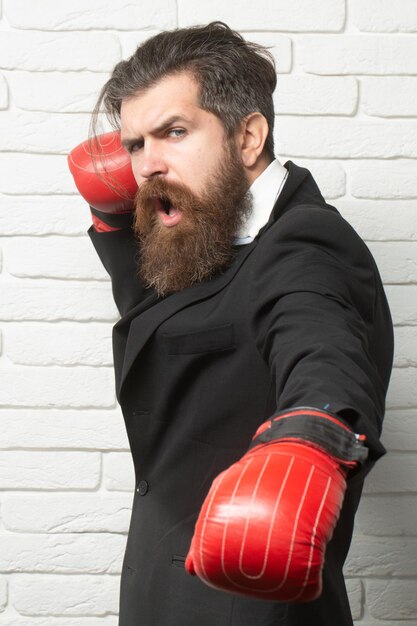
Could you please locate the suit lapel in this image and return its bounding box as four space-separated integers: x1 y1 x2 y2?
115 240 258 399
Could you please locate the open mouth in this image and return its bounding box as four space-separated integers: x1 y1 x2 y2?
161 197 174 216
153 196 182 227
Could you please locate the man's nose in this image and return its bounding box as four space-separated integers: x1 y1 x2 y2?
134 141 167 181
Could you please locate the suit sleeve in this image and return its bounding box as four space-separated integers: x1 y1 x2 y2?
88 210 151 317
249 205 393 470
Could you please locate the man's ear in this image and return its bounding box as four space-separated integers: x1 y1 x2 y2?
237 113 269 168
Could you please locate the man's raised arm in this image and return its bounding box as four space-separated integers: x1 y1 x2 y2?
68 131 149 315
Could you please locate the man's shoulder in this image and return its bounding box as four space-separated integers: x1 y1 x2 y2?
252 199 378 292
261 200 367 255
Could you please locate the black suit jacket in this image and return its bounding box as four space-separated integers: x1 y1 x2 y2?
89 162 393 626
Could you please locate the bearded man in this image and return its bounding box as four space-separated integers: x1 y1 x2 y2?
68 22 393 626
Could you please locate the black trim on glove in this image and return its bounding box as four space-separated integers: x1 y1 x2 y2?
249 407 368 464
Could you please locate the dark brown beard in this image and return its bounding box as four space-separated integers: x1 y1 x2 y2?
133 142 252 297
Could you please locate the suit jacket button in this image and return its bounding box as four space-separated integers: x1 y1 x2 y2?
137 480 149 496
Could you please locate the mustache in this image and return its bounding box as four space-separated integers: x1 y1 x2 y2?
135 178 197 212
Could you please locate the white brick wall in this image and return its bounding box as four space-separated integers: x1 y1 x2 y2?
0 2 415 624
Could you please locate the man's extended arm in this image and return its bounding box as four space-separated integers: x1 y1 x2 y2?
186 203 393 602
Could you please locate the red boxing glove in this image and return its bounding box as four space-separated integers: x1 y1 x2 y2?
67 130 138 214
185 408 367 603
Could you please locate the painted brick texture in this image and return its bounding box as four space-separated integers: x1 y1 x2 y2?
0 2 415 624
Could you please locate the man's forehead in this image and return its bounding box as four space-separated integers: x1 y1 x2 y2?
120 72 200 130
121 73 199 115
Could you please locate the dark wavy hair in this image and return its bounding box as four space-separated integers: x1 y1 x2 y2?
91 21 277 159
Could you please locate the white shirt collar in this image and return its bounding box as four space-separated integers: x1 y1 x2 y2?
234 159 288 245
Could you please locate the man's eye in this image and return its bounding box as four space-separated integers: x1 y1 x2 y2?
130 142 143 153
168 128 185 138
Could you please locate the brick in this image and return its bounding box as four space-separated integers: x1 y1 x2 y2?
366 242 417 284
4 236 108 280
5 0 176 30
0 577 6 611
336 200 417 241
0 451 100 489
362 77 417 117
354 622 417 626
0 155 75 194
386 367 417 409
178 0 345 31
363 452 417 493
1 280 117 321
3 492 132 533
345 536 417 576
8 71 108 113
394 329 417 368
0 111 90 154
11 574 118 616
346 579 363 620
104 452 134 491
382 409 417 450
0 31 121 72
0 618 118 626
0 366 115 408
275 76 357 115
0 74 7 109
355 622 415 626
277 118 417 158
350 160 417 199
0 408 128 449
355 494 417 536
5 322 113 366
351 0 417 33
367 580 417 620
120 30 161 58
0 533 125 573
385 286 417 326
299 35 417 75
0 195 91 236
281 158 345 198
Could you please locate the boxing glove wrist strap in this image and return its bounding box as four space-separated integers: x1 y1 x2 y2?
90 206 134 229
249 407 368 464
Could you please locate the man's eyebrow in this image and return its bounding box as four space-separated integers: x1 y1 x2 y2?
121 115 192 148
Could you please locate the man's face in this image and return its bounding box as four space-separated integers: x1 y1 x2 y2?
120 71 252 296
